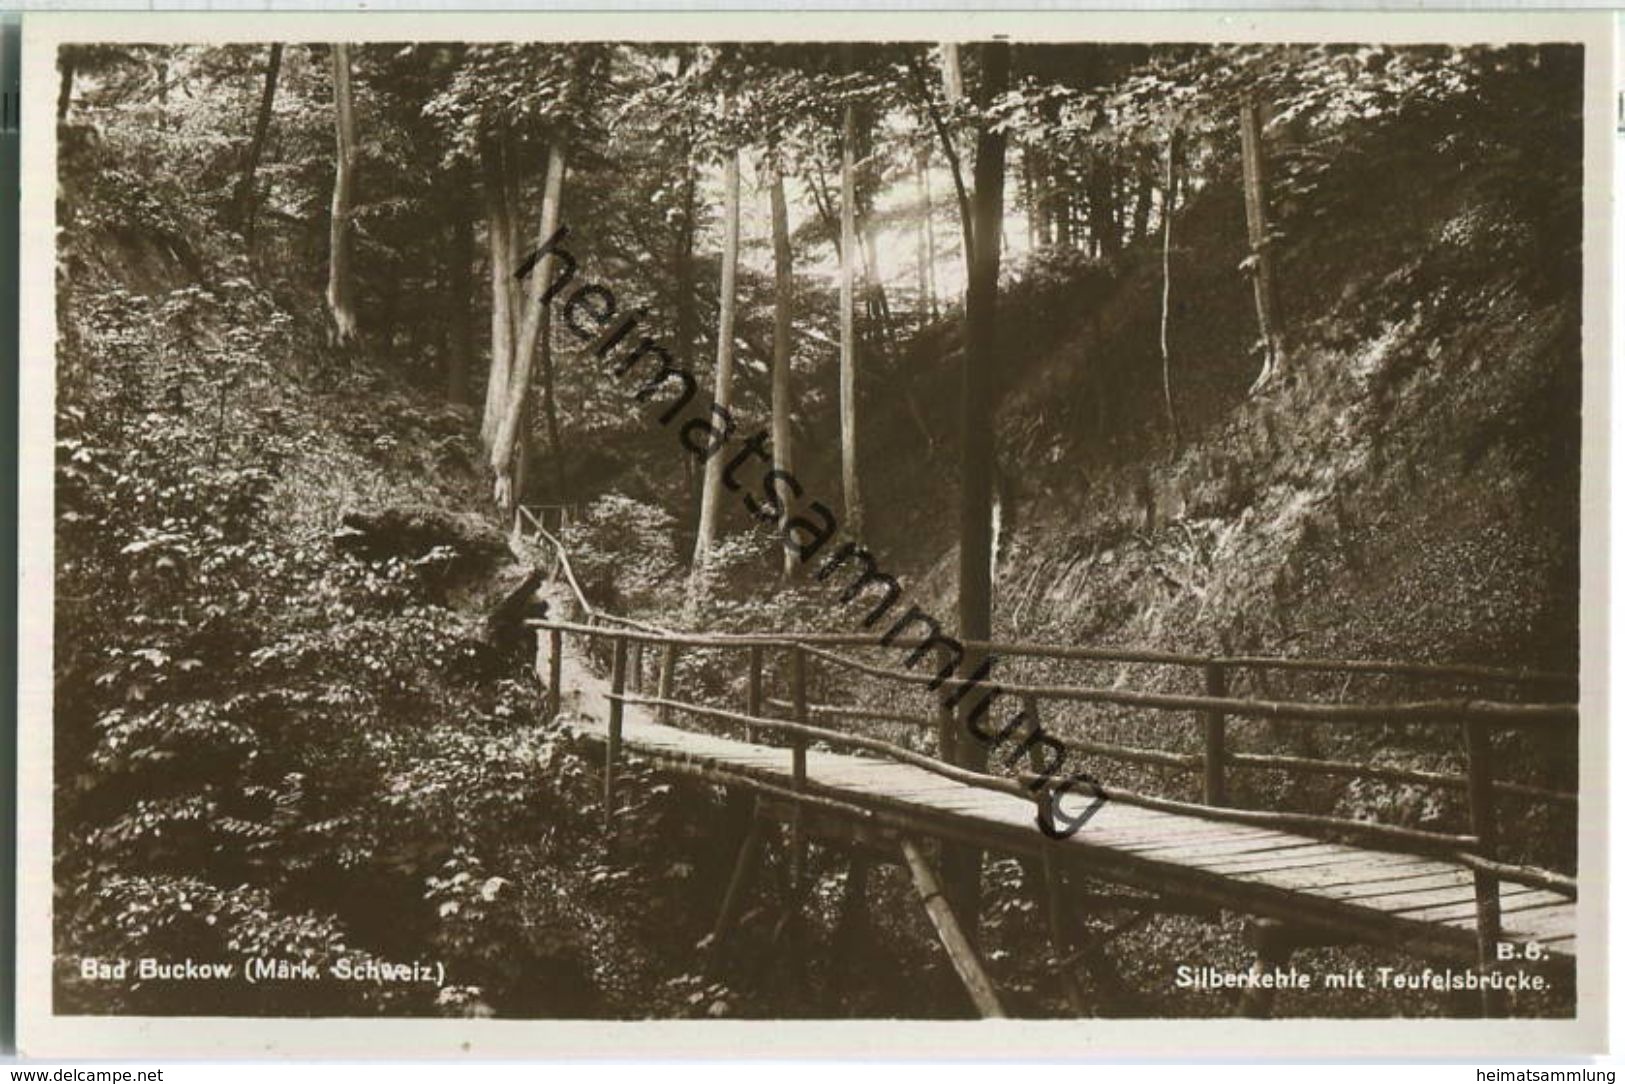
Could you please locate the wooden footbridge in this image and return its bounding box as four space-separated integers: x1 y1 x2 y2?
517 516 1579 1018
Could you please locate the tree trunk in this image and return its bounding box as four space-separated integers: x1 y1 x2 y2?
1022 152 1037 251
512 390 533 531
1088 157 1117 260
491 141 568 511
1240 97 1287 392
838 100 864 538
861 221 899 364
936 45 975 277
691 149 742 574
768 160 797 579
949 39 1011 947
914 148 936 328
1160 127 1183 444
155 57 169 133
325 43 361 348
923 161 940 321
539 301 567 501
233 43 282 245
1133 160 1155 243
1029 147 1051 247
479 129 517 448
939 42 964 104
57 53 75 121
676 196 699 513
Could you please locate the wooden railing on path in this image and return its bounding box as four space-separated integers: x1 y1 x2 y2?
528 617 1577 888
516 529 1579 1014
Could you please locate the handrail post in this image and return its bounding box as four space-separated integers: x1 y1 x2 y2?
605 636 628 836
1203 662 1228 807
1464 717 1506 1017
789 644 809 892
936 643 957 765
657 642 677 725
546 627 563 719
747 644 764 745
629 639 645 695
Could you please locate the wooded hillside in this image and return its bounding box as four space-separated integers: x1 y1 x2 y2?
52 40 1582 1020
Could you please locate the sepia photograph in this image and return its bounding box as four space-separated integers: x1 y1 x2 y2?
14 10 1610 1057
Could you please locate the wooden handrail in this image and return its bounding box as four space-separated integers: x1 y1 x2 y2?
524 619 1579 726
793 642 1577 728
531 525 596 620
534 616 1578 850
751 691 1575 804
528 618 1572 687
1453 851 1577 899
524 523 1577 917
763 697 1574 804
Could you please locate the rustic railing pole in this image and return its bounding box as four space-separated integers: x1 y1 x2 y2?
899 838 1007 1018
657 641 677 725
936 643 957 764
1464 718 1506 1017
705 800 767 974
605 636 628 835
546 627 563 719
747 644 764 744
1203 662 1228 806
789 644 809 892
629 640 645 695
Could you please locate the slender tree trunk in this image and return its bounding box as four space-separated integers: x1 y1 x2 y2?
923 160 940 321
671 125 701 525
691 149 742 574
1029 147 1050 247
839 101 864 537
155 58 169 133
861 221 899 363
325 43 360 348
57 53 75 121
233 43 282 244
949 39 1011 947
539 303 567 502
479 130 516 448
1088 157 1117 260
1240 96 1287 391
1055 188 1072 249
1113 166 1126 247
914 148 935 328
939 42 964 104
512 391 532 529
1022 153 1037 251
768 160 797 579
936 45 975 277
491 141 568 511
1133 161 1155 243
1160 127 1183 443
